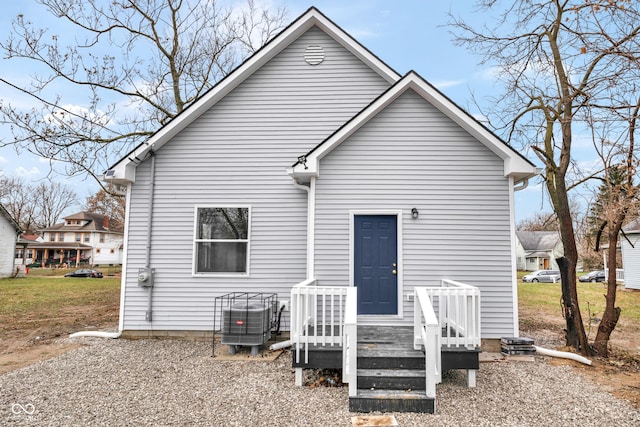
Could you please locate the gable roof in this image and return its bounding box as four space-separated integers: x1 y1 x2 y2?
288 71 538 183
516 230 561 252
39 211 115 233
104 7 401 185
0 203 22 234
623 218 640 234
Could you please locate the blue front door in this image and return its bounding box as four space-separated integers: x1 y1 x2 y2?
354 215 398 315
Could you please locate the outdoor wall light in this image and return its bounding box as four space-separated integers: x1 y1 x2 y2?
411 208 419 219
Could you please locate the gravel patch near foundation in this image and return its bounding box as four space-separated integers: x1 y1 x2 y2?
1 337 639 426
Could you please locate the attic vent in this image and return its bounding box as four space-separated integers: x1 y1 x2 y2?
304 45 325 65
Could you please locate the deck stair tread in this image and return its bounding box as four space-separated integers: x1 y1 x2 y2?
354 389 429 399
357 368 425 377
358 343 424 357
349 389 434 413
351 326 435 412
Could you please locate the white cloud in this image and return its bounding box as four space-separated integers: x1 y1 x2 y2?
38 157 59 164
434 79 465 89
44 104 112 128
0 156 7 163
346 27 380 40
15 166 41 177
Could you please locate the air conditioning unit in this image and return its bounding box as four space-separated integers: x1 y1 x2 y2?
216 293 277 356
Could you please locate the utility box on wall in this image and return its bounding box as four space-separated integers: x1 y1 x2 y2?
138 267 154 287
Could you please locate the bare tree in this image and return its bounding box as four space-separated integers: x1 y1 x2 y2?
32 181 79 228
587 96 640 356
0 176 78 230
517 212 558 232
451 1 640 355
85 185 126 233
0 0 286 185
0 176 37 232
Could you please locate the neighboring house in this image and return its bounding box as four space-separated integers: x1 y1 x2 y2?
106 8 537 340
515 231 563 271
15 234 43 266
620 219 640 290
0 203 22 278
25 211 123 267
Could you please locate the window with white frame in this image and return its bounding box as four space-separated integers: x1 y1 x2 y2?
194 207 250 274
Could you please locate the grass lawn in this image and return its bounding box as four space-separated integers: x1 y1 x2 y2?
0 275 121 318
518 276 640 360
518 280 640 322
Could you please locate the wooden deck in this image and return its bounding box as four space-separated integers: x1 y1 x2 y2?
292 325 480 413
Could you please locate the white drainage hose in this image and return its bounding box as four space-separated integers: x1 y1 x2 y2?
534 345 592 365
69 331 121 339
269 340 292 351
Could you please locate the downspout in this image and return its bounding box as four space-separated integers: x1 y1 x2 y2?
292 177 315 279
272 177 314 352
513 177 529 192
143 151 156 322
508 176 520 337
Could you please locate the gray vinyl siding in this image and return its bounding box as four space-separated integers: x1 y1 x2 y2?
0 216 18 278
313 90 516 338
621 234 640 290
121 27 391 331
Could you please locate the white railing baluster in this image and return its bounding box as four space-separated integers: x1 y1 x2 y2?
290 279 354 363
330 292 335 346
343 288 358 397
414 287 440 399
433 279 480 349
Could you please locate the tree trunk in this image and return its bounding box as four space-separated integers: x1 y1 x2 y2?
593 225 623 356
554 177 593 355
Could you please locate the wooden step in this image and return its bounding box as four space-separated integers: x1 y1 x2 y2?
349 389 435 413
357 368 425 390
357 343 425 370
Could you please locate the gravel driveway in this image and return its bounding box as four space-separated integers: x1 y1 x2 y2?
1 337 639 426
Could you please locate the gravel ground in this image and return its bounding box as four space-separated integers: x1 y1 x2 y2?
1 337 639 426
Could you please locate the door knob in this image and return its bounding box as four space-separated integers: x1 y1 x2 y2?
392 263 397 267
392 269 397 275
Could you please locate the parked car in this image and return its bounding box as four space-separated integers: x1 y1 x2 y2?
579 270 606 283
522 270 561 283
64 269 103 278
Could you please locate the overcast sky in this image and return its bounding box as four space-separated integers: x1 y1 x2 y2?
0 0 579 222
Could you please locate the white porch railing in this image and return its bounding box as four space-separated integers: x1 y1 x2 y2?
290 278 349 364
290 278 481 398
423 280 481 349
413 287 441 399
413 281 481 395
342 288 358 397
605 268 625 283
